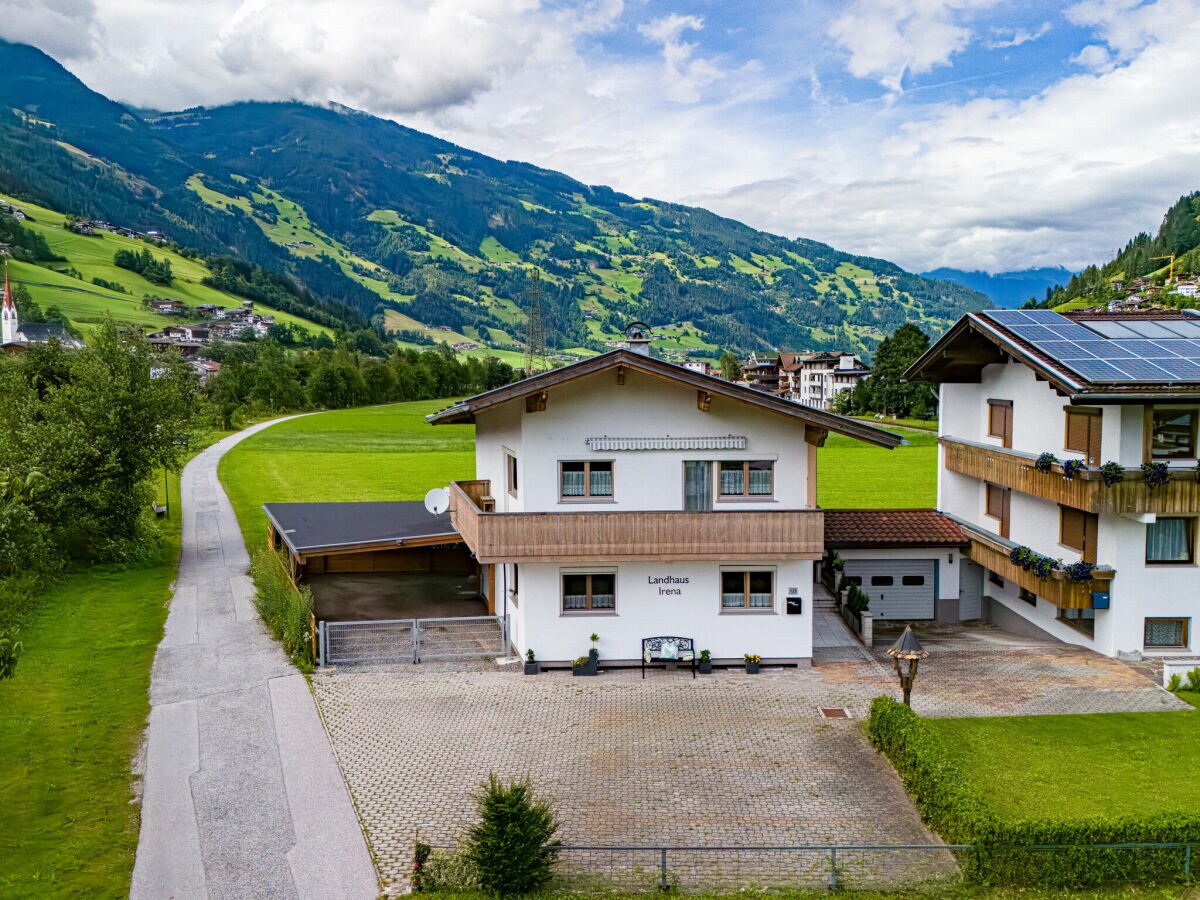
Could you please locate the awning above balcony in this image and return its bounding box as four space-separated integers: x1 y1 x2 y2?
585 435 747 451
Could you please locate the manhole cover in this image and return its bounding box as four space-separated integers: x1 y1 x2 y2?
819 708 851 718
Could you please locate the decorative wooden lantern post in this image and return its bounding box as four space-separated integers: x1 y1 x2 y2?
887 625 929 707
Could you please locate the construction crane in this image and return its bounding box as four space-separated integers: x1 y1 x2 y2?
1152 253 1177 284
522 268 546 375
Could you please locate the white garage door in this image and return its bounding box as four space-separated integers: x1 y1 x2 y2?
843 559 936 620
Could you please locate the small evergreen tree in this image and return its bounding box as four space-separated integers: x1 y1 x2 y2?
464 774 561 895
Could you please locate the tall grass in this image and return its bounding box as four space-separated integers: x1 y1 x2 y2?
249 545 314 671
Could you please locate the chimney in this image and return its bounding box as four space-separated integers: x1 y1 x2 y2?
624 321 652 356
838 354 855 370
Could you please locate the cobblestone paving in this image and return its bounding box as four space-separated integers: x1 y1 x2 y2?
313 624 1184 893
313 664 948 893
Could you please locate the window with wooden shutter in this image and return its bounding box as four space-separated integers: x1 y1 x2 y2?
985 483 1010 538
1064 408 1102 465
988 400 1013 449
1059 506 1097 562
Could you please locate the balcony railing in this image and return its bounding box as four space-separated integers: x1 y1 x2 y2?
952 516 1115 610
942 437 1200 515
448 481 825 563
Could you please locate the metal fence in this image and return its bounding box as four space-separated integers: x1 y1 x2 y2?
319 615 507 666
420 842 1198 894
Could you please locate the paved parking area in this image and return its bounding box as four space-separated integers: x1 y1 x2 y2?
313 664 943 892
312 622 1183 893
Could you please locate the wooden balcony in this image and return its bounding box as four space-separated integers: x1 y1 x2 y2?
957 519 1115 610
942 437 1200 515
448 480 825 563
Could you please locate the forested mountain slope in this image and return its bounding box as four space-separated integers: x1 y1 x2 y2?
0 39 989 359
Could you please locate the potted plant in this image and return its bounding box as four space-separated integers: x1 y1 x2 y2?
1142 461 1169 489
698 649 713 675
744 653 761 675
1061 459 1085 480
524 648 540 676
588 632 600 666
571 655 596 677
1035 452 1058 473
1100 461 1125 487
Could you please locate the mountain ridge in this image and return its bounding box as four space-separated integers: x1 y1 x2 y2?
921 267 1074 308
0 39 990 360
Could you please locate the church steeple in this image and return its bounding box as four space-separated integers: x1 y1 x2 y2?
2 267 17 344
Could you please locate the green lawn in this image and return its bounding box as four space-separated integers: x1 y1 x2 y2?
218 401 476 544
0 464 190 897
928 710 1200 821
818 429 937 508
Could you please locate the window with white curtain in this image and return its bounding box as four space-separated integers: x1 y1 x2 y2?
1146 517 1195 563
559 461 613 499
718 461 773 499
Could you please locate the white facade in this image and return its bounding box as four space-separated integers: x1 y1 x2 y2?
939 357 1198 658
454 361 851 664
780 353 869 410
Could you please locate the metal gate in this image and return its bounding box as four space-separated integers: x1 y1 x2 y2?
319 615 508 666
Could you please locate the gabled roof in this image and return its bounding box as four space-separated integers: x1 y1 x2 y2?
427 349 901 448
906 308 1200 400
824 509 967 548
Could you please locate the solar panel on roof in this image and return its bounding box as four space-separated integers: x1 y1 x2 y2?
981 310 1036 325
1039 341 1097 359
1008 324 1068 342
1020 309 1073 323
1161 321 1200 338
1123 321 1178 338
1071 341 1137 358
1151 340 1195 356
1108 359 1181 380
1063 359 1134 381
1078 320 1135 339
1107 339 1179 357
1155 359 1200 379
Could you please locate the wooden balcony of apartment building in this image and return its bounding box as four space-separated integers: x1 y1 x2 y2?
942 436 1200 515
951 516 1116 610
448 480 825 563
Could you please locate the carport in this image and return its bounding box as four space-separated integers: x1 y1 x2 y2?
264 501 491 622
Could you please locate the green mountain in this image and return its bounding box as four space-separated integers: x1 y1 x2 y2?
0 39 988 360
1035 192 1200 310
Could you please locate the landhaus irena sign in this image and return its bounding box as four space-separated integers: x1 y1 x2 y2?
648 575 689 596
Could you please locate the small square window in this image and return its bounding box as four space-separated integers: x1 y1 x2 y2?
1146 518 1196 564
560 460 613 499
1018 587 1037 606
988 571 1004 588
718 461 774 498
1150 409 1197 460
870 575 894 587
721 569 775 611
901 575 925 587
1144 617 1188 648
562 571 616 613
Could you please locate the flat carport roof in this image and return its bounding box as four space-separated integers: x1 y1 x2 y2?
263 501 461 558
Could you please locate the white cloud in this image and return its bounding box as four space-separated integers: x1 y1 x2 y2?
987 20 1052 49
1071 43 1115 72
637 13 723 103
827 0 998 92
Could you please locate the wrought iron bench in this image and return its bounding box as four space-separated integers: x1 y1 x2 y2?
641 636 697 679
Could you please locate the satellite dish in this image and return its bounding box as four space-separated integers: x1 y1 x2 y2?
424 487 451 516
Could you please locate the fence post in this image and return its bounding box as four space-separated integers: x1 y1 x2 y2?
412 620 420 664
658 848 668 892
317 621 325 667
829 846 837 892
1186 843 1192 882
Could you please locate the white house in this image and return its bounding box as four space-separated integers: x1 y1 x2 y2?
427 336 899 666
779 352 870 410
908 307 1200 659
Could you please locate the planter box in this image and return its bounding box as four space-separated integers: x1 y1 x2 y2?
572 665 597 677
840 605 874 646
698 660 713 674
745 662 760 675
523 662 540 675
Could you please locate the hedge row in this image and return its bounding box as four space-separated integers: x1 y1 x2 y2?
250 546 315 671
866 695 1200 887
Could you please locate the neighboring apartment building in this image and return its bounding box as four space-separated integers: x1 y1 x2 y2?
741 351 780 393
428 341 898 665
909 307 1200 658
779 352 871 410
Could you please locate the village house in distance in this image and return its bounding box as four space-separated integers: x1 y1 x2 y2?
742 350 871 410
1 272 83 351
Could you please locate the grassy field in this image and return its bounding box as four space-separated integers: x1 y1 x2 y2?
0 460 196 897
218 401 476 544
2 192 332 337
928 709 1200 821
818 429 937 508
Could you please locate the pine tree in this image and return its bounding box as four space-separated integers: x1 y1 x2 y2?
464 774 561 895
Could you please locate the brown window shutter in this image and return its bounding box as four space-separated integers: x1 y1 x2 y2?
1002 405 1013 449
1065 412 1089 454
1061 506 1085 551
1087 415 1102 466
987 484 1004 519
1083 513 1098 564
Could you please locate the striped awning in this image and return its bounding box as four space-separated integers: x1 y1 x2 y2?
584 435 748 451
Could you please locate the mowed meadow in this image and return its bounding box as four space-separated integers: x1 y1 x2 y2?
218 401 935 546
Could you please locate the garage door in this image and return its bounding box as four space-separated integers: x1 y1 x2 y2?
843 559 936 620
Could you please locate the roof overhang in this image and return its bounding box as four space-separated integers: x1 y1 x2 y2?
427 349 901 449
263 502 462 559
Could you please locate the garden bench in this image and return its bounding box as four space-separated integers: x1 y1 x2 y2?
641 636 696 679
151 502 167 518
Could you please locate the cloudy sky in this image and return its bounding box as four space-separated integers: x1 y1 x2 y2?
4 0 1199 273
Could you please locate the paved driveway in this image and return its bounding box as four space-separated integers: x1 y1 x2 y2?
313 618 1182 893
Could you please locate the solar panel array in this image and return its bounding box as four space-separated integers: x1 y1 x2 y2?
979 309 1200 384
